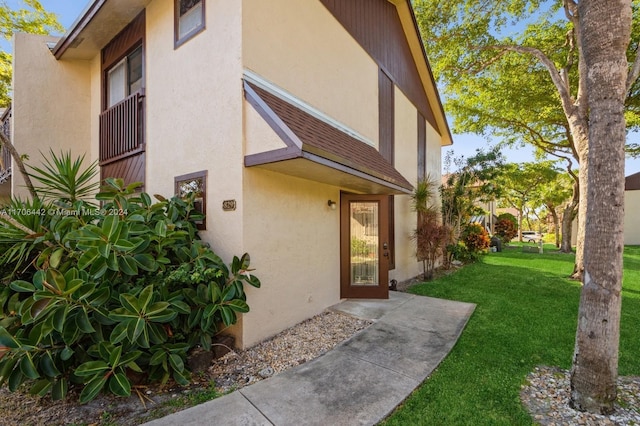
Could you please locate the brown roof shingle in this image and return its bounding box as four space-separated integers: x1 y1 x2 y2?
244 81 413 193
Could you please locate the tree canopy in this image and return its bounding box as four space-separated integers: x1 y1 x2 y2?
414 0 639 158
0 0 63 107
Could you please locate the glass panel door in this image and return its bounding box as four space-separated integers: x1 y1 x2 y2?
341 194 389 299
350 201 379 286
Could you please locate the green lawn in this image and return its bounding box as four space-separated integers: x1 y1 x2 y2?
383 245 640 426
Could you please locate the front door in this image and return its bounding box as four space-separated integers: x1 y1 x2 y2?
340 193 389 299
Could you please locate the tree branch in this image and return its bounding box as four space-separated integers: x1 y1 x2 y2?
0 131 38 199
490 44 576 117
626 43 640 94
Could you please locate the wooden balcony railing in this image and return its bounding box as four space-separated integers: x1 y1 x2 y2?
99 91 145 165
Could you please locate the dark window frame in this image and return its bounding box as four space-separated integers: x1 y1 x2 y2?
175 170 208 230
174 0 206 48
378 68 396 270
417 112 426 181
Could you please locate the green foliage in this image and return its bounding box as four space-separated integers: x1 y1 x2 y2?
29 150 100 203
440 149 503 266
494 214 518 242
384 246 640 425
350 238 370 258
446 241 480 263
461 222 490 254
0 154 260 403
411 177 449 279
0 1 64 107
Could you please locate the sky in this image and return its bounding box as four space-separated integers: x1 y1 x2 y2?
5 1 640 176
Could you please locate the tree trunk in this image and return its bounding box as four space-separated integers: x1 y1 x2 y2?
570 0 630 414
0 132 37 200
517 205 524 242
561 180 579 253
550 209 560 248
571 144 589 279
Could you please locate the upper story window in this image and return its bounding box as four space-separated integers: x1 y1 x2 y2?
175 0 206 48
107 45 143 108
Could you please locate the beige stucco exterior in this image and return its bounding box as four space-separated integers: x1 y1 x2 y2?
11 33 92 199
242 168 342 347
625 190 640 245
242 0 380 147
10 0 449 349
390 87 421 282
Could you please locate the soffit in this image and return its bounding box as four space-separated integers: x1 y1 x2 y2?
244 81 413 195
626 172 640 191
53 0 152 60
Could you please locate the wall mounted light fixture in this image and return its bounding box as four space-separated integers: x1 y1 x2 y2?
327 200 337 210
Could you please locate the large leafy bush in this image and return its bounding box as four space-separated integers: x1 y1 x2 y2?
494 213 518 242
461 222 490 254
0 152 260 403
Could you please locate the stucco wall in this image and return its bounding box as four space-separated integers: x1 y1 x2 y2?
242 0 379 147
12 33 92 199
625 190 640 245
144 0 245 262
390 87 420 282
242 167 341 348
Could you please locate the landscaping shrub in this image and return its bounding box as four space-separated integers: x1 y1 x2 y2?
0 152 260 403
494 215 518 243
411 177 449 280
461 222 490 254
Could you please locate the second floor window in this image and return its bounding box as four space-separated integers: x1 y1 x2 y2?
175 0 205 47
107 45 143 108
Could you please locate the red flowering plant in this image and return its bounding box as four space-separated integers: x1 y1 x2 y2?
461 222 490 254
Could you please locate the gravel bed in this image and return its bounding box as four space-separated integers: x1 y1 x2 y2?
0 310 372 425
210 310 373 393
521 366 640 425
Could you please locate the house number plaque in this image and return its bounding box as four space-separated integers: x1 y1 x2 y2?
222 200 236 211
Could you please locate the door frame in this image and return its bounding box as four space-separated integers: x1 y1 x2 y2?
340 193 390 299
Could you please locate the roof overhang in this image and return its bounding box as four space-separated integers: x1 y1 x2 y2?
244 80 413 195
52 0 151 60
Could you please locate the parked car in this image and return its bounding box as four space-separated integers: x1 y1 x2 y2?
522 231 543 243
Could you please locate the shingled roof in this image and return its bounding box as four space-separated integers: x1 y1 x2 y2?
243 81 413 194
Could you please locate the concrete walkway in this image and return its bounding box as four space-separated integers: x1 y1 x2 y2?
143 292 475 426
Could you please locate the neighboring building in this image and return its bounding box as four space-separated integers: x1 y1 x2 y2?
10 0 452 348
0 107 11 205
625 172 640 245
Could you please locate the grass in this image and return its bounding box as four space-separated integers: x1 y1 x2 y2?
383 244 640 426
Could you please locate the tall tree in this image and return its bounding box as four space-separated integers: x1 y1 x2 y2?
0 0 63 107
529 164 574 248
413 0 640 280
494 161 558 240
569 0 630 413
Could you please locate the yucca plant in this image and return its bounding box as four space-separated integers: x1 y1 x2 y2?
28 150 100 203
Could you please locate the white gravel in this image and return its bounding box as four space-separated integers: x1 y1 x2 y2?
521 366 640 425
209 310 373 393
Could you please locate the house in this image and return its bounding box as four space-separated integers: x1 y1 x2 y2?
0 107 11 205
9 0 452 348
625 171 640 245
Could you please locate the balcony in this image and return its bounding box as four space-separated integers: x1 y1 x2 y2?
0 106 11 184
99 91 145 165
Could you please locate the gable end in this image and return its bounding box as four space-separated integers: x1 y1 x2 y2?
320 0 437 131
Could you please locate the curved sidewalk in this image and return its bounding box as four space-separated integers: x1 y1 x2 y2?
143 292 476 426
